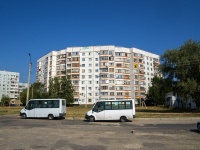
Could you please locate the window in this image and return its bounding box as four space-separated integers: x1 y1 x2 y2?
105 102 111 110
119 102 125 109
126 101 132 109
62 100 65 106
110 92 114 96
82 58 85 61
112 102 118 110
34 100 60 108
117 92 122 96
94 102 104 112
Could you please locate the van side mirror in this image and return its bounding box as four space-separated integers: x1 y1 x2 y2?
25 106 27 109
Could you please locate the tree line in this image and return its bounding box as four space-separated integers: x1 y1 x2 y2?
146 40 200 109
19 75 74 106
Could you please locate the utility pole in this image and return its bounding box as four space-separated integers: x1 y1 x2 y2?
85 84 87 108
19 89 21 106
26 53 32 105
139 69 141 107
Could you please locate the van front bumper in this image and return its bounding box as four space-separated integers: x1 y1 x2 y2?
85 114 89 120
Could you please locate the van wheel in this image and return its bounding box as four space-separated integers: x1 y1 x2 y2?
89 116 95 122
120 116 127 122
21 113 27 119
48 114 54 120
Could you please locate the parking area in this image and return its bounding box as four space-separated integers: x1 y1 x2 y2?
0 115 199 150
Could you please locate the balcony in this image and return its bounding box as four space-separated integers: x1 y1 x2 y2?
71 75 79 79
71 69 80 74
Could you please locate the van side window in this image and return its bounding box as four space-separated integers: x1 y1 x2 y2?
35 101 41 108
105 102 111 110
126 101 132 109
112 102 118 110
53 100 59 108
119 102 125 109
27 101 35 110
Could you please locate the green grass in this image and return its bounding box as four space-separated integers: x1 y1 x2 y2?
0 105 199 118
0 106 22 115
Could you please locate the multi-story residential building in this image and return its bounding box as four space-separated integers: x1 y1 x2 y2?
0 70 28 105
37 46 160 105
18 83 28 93
0 70 20 101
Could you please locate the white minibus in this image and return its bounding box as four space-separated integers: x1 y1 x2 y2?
20 99 66 120
85 99 136 122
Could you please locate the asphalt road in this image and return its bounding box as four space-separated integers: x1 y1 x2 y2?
0 115 199 150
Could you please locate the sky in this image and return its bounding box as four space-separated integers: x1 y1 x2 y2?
0 0 200 83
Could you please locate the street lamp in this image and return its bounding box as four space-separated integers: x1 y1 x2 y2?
85 84 87 108
26 53 32 105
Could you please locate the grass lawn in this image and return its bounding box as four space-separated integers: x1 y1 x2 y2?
0 105 199 118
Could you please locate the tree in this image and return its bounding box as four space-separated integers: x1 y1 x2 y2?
48 75 74 105
146 76 172 106
1 95 10 107
60 75 74 105
160 40 200 109
48 77 61 98
20 82 48 106
30 82 48 99
20 89 27 106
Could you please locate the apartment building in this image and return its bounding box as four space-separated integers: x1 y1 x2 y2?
0 71 28 105
37 46 160 104
0 70 20 101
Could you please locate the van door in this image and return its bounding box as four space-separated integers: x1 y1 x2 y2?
26 101 35 117
93 102 105 120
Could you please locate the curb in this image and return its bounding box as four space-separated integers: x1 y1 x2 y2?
134 117 200 120
65 117 200 121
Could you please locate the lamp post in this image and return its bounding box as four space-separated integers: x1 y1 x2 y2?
26 53 32 105
85 84 87 108
139 69 141 107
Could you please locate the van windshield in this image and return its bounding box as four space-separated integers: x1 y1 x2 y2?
93 102 104 112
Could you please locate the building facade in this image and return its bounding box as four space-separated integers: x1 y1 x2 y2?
0 70 20 100
0 70 28 105
37 46 160 104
